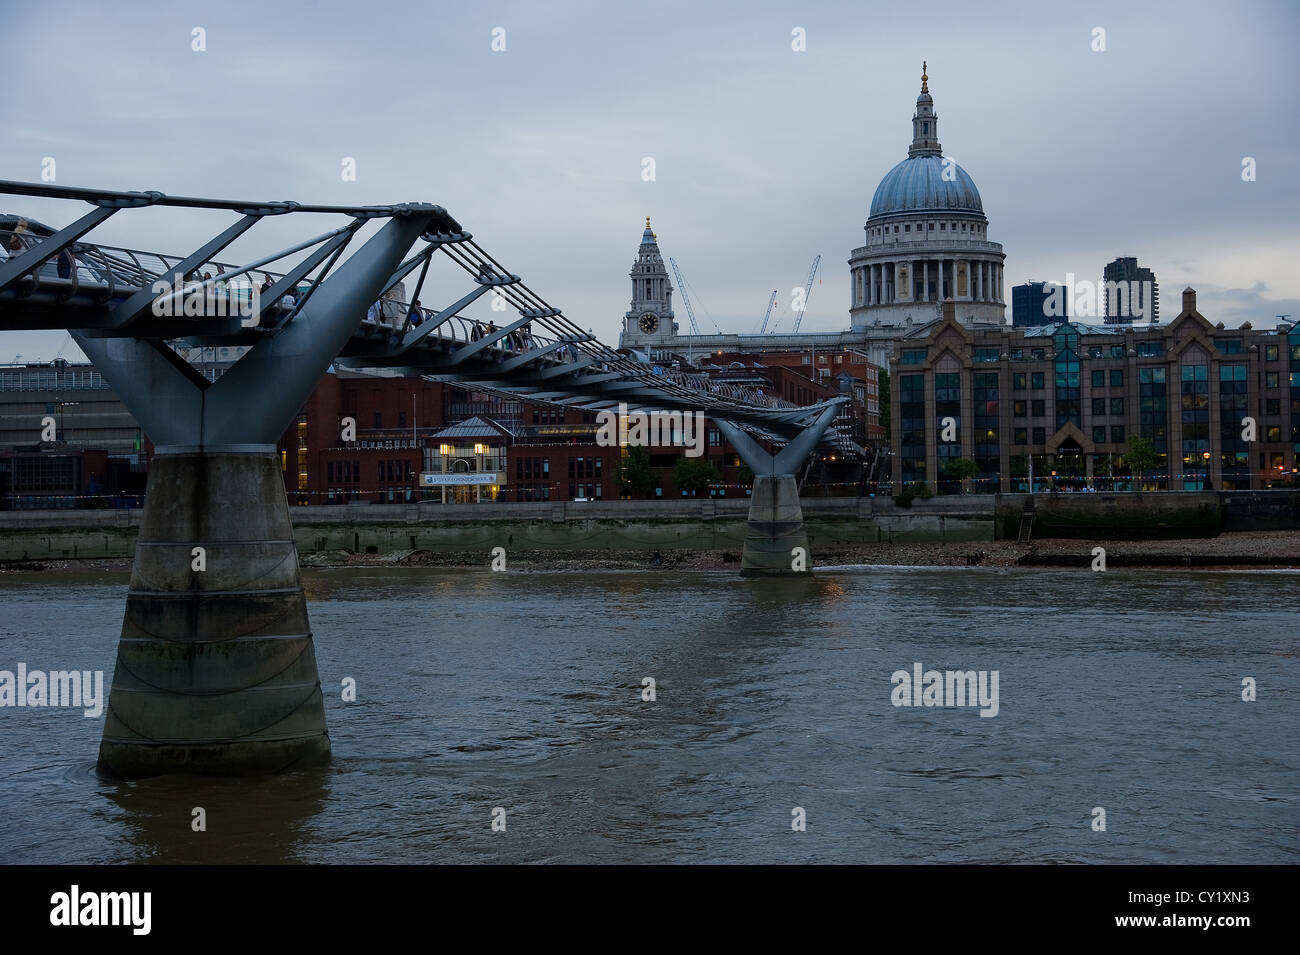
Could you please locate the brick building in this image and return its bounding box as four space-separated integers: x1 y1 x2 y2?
891 290 1300 493
704 350 881 444
275 369 445 504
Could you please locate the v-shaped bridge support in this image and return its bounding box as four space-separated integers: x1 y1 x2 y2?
79 209 438 777
714 403 842 577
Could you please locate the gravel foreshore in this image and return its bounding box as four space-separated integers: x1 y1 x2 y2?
5 530 1299 574
302 529 1300 571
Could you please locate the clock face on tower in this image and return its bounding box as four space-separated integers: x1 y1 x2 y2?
638 313 659 334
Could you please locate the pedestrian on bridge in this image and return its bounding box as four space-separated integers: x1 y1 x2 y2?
55 247 75 279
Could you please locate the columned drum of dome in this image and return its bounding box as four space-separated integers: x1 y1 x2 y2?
848 63 1006 360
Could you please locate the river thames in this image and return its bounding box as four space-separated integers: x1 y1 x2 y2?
0 565 1295 864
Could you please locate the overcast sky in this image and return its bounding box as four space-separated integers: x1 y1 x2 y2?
3 0 1298 362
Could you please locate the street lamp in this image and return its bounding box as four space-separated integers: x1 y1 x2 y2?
1202 450 1212 490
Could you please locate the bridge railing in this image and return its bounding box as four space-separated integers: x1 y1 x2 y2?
1 227 288 315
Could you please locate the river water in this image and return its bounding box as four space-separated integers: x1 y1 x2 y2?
0 565 1295 863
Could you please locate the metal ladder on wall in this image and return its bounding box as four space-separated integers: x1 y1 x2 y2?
1017 496 1036 544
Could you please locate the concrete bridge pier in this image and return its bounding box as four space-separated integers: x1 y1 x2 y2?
99 451 330 776
71 206 438 776
715 403 842 576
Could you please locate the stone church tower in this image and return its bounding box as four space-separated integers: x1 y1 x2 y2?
619 217 677 350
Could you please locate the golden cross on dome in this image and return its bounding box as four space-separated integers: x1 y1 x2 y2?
921 61 928 93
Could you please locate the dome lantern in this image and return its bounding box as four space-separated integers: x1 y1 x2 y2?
909 61 942 158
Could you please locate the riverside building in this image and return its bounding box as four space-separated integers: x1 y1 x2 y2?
890 290 1300 493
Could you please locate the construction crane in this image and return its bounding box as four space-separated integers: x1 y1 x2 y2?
758 290 778 333
790 255 822 333
667 257 721 334
767 254 822 333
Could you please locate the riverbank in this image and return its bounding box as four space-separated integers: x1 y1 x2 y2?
7 529 1298 573
305 529 1300 569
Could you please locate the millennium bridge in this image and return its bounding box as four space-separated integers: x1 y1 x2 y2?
0 180 862 777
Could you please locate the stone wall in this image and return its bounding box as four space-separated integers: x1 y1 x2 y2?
0 496 992 561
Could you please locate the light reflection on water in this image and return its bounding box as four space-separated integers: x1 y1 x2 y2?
0 565 1295 863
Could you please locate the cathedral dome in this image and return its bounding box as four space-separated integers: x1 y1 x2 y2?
869 155 983 220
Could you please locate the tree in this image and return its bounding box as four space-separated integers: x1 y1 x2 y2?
1123 436 1157 490
672 457 721 495
943 457 980 494
737 463 755 487
877 367 891 442
619 444 656 497
944 458 980 480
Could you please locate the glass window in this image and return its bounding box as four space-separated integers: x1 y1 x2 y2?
1265 398 1280 415
1111 397 1124 415
1111 425 1125 443
901 349 927 365
1137 341 1165 357
974 347 1000 363
1265 344 1279 361
1088 346 1103 359
1266 371 1279 388
1013 428 1027 445
1091 370 1104 387
1031 349 1045 360
1013 400 1026 417
1267 426 1281 441
1031 399 1045 417
1032 427 1046 444
1013 372 1027 390
1031 372 1044 389
1091 398 1106 415
1092 426 1106 444
1110 369 1124 387
1111 345 1126 358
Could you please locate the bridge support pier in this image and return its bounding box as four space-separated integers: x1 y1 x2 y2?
739 474 811 576
99 451 330 777
69 207 436 777
715 403 842 577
